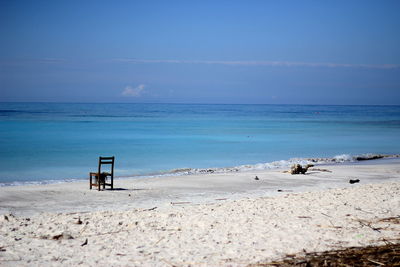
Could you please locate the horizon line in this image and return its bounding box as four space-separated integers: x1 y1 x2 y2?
1 101 400 107
3 58 399 70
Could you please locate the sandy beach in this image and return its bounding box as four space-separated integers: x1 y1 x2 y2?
3 0 400 265
1 160 399 266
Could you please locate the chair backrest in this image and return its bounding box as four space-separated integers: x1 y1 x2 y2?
98 156 115 175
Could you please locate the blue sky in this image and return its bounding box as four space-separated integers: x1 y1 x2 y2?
1 0 400 104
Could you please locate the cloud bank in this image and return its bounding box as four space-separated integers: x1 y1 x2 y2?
121 84 146 97
114 59 400 70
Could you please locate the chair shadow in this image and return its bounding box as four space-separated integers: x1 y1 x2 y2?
105 188 128 191
104 188 148 191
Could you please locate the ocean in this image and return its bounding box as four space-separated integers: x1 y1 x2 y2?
1 103 400 186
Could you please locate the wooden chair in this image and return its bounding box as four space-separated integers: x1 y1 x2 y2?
89 156 115 191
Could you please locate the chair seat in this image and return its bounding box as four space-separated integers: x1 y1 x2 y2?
90 172 111 177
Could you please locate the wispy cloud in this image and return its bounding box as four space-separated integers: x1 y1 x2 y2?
0 58 67 66
113 58 400 70
121 84 146 97
39 58 67 63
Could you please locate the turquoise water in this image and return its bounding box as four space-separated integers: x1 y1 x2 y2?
1 103 400 185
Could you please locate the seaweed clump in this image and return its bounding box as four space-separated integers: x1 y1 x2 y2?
250 243 400 266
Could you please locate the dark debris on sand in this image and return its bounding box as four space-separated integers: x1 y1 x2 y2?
250 243 400 267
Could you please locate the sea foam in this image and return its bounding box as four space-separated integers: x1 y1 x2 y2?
142 153 399 177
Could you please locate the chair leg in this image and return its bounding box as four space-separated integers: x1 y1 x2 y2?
98 175 101 191
89 174 92 190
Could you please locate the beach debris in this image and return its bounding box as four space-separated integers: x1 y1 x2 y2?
289 164 314 174
171 202 191 205
51 232 74 240
367 259 385 266
199 169 215 174
2 214 16 222
75 217 83 224
81 238 88 247
142 207 157 211
154 237 165 245
355 207 373 214
378 216 400 224
254 176 259 180
356 155 384 161
356 219 382 232
277 189 293 192
0 246 6 252
251 243 400 267
349 179 360 184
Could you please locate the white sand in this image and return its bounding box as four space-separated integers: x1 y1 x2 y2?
0 160 399 266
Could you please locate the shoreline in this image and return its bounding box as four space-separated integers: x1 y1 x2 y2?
0 158 399 216
1 153 398 188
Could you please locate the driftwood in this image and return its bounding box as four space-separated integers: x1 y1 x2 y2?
289 164 314 175
379 216 400 223
356 219 382 232
48 232 74 240
171 202 191 205
142 207 157 211
81 238 88 246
